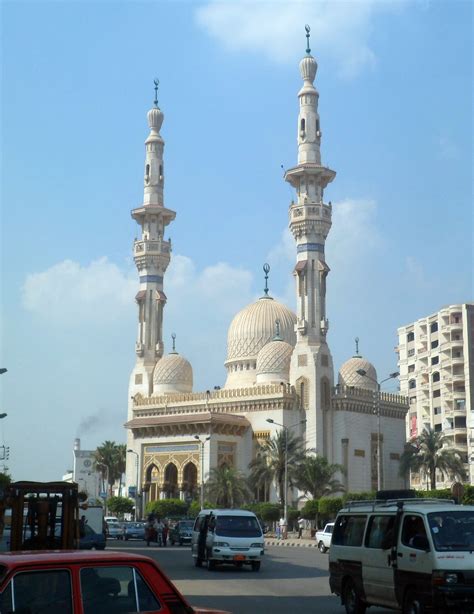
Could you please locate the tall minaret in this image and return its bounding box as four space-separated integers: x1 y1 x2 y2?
287 28 336 459
129 81 176 398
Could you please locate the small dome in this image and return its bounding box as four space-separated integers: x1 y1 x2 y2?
338 356 378 391
147 107 163 132
299 54 317 84
153 352 193 394
256 339 293 384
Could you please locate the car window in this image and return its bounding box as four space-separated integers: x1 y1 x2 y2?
332 515 367 547
215 516 262 538
81 565 161 614
365 515 395 549
7 569 73 613
326 525 333 534
428 511 474 552
401 515 429 550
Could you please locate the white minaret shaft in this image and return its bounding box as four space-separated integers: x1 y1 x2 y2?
131 91 176 388
285 42 335 345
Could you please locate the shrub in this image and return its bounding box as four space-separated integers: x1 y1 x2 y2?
300 499 319 520
256 503 281 523
343 491 376 502
145 498 188 518
318 497 343 521
107 496 134 516
463 485 474 505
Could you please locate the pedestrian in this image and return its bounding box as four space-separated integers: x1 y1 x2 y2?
276 524 281 540
162 520 168 547
297 517 304 539
154 517 164 546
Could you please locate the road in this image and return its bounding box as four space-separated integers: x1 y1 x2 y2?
108 539 393 614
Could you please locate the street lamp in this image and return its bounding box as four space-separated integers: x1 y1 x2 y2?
127 449 140 520
194 435 211 510
356 369 399 491
266 418 306 534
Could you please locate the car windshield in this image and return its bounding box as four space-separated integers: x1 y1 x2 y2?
428 511 474 552
180 521 193 529
215 516 262 538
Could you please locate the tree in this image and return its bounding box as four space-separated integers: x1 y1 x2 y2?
318 497 343 523
249 430 307 506
206 465 251 508
94 441 125 496
145 498 188 518
399 427 467 490
107 496 134 516
295 455 344 500
300 499 319 521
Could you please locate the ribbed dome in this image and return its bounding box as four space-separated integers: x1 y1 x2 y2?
153 352 193 394
338 356 377 391
147 107 163 132
256 339 293 384
299 54 317 84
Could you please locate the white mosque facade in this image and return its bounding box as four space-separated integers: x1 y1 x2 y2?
125 40 408 508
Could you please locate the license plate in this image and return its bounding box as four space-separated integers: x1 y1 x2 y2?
233 554 245 561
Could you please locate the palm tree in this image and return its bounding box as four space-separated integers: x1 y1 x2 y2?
295 455 344 499
249 430 307 505
399 427 467 490
94 441 123 496
115 444 127 496
206 465 251 508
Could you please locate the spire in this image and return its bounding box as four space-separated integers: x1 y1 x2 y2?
305 24 311 55
171 332 177 353
153 78 159 108
355 337 360 357
263 263 271 297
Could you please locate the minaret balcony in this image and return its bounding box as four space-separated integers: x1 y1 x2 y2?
284 164 336 189
134 239 171 256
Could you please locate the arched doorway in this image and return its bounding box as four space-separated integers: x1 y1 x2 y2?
163 463 178 499
146 464 160 502
182 462 198 501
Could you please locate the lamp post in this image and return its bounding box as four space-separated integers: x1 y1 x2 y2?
194 435 211 510
127 449 139 520
266 418 306 535
356 369 399 491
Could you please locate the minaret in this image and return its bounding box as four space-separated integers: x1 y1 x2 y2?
287 27 335 458
129 81 176 397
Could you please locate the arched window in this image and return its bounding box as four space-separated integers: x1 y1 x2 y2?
145 164 150 183
163 463 178 499
296 376 309 410
159 164 163 180
300 118 306 134
182 462 198 499
145 464 160 502
321 377 331 410
408 379 416 389
430 322 438 333
432 371 440 383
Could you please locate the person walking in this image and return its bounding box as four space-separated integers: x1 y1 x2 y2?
297 517 304 539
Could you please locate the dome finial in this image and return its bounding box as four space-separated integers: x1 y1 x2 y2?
263 263 271 296
153 78 159 108
171 332 176 353
305 24 311 55
355 336 360 356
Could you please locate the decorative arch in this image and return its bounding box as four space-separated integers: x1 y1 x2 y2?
163 462 179 499
182 462 198 501
320 376 331 410
296 376 309 410
145 464 160 502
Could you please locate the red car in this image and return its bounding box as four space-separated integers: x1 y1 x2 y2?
0 550 231 614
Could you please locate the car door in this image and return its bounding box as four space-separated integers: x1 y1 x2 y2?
361 514 398 608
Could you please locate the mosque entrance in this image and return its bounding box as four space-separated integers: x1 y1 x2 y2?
146 464 160 502
182 462 198 500
163 463 179 499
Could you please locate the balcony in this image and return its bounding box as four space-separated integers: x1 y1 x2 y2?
440 340 463 352
134 239 171 256
417 347 429 358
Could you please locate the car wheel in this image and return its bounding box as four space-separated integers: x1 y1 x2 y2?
251 561 261 572
195 557 202 568
343 579 367 614
403 590 424 614
318 541 328 553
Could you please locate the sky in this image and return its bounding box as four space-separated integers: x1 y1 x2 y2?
1 0 472 481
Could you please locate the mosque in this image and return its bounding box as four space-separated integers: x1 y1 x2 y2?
125 32 408 509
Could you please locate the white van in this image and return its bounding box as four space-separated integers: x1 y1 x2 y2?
328 497 474 614
191 509 264 571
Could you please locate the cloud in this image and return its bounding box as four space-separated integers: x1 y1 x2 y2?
196 0 403 78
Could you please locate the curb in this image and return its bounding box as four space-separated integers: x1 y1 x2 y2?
265 539 318 548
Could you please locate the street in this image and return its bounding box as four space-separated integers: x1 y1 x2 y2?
108 540 394 614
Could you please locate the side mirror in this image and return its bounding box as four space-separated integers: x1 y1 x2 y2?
411 535 430 551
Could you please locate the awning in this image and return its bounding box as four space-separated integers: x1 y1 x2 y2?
156 290 167 302
135 290 146 302
294 260 308 274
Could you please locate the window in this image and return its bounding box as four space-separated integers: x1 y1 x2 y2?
434 424 442 432
431 356 439 366
316 118 320 133
300 118 305 133
433 389 441 398
409 396 416 405
332 515 367 547
215 516 262 538
409 379 416 389
430 322 438 333
456 399 466 410
433 407 442 415
365 515 395 549
408 349 415 357
408 365 415 373
407 332 415 342
401 515 429 550
431 340 439 349
81 566 161 614
432 372 440 383
4 570 73 614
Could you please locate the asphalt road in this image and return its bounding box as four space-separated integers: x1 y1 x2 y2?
108 539 394 614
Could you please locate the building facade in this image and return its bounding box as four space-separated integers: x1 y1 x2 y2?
125 35 409 509
397 303 474 487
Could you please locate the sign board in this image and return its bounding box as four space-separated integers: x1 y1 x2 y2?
128 486 137 498
100 491 107 499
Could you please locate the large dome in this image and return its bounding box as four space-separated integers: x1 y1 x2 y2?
256 339 294 384
224 296 296 388
153 352 193 394
338 356 377 391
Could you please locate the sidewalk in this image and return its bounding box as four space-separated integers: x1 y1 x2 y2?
264 532 318 548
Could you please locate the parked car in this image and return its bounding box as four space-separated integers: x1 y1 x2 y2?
124 521 146 540
0 550 231 613
169 520 194 546
315 522 334 553
106 521 123 539
79 524 106 550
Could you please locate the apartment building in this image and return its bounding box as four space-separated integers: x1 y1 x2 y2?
397 303 474 487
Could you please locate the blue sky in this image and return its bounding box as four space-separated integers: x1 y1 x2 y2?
1 0 472 481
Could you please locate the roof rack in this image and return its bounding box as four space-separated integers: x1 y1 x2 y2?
344 498 455 512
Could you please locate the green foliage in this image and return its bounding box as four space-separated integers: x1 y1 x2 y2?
187 500 214 518
414 488 452 500
107 496 134 515
295 455 344 499
343 491 376 502
145 498 188 518
300 499 319 520
462 485 474 505
94 441 127 495
206 466 251 508
253 503 281 522
318 497 343 519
